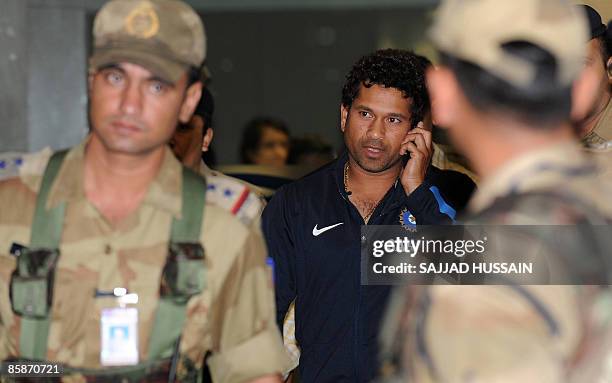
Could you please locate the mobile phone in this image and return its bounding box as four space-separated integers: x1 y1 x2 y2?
402 151 411 165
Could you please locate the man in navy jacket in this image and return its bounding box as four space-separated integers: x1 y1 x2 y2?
262 49 472 383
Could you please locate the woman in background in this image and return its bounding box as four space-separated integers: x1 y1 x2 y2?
240 117 290 166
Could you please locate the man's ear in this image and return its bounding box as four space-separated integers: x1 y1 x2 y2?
607 57 612 84
340 104 349 133
426 66 460 129
202 128 214 152
571 65 600 121
179 81 203 124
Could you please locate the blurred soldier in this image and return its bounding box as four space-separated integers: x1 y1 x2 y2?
380 0 612 382
577 4 611 147
0 0 290 382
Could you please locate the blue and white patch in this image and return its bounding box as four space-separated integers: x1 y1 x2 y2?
399 207 417 231
0 153 25 181
205 173 264 226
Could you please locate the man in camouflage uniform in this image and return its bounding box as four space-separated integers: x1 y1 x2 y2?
379 0 612 382
0 0 290 382
169 77 269 201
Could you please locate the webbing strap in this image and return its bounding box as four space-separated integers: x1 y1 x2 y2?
20 151 67 360
19 319 51 361
19 158 207 367
170 167 207 243
149 167 206 360
148 299 189 360
30 151 67 248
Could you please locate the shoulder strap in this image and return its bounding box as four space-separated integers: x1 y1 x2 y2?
20 160 208 366
475 190 612 283
477 190 611 224
20 150 67 360
170 167 206 243
30 150 68 248
148 167 207 361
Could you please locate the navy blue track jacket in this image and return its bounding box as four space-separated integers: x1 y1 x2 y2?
262 152 467 383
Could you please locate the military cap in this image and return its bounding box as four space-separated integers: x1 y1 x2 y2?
429 0 588 89
579 4 606 40
90 0 206 83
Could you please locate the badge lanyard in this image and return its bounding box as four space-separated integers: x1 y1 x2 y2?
99 288 140 367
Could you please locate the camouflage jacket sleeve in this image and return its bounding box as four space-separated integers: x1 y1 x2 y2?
407 285 582 383
207 215 292 383
0 174 39 360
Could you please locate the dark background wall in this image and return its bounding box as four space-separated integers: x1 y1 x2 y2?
203 8 432 163
1 0 609 160
1 0 436 162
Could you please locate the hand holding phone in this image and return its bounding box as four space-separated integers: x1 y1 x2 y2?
399 122 433 195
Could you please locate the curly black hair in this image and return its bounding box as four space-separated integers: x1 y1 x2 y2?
341 49 431 128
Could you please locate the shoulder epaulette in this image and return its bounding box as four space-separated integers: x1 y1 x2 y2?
19 148 53 177
0 152 25 181
205 173 263 226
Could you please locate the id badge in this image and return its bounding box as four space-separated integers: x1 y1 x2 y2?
100 307 139 366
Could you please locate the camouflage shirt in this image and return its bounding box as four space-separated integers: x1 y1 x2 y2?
384 143 612 383
0 140 291 382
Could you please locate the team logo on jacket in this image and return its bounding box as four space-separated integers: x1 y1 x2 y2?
399 207 417 232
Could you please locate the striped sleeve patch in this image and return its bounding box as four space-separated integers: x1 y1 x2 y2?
206 174 263 225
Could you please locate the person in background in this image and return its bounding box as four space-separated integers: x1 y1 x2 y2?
170 84 215 173
170 73 268 229
577 4 611 146
288 134 336 169
240 117 291 166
